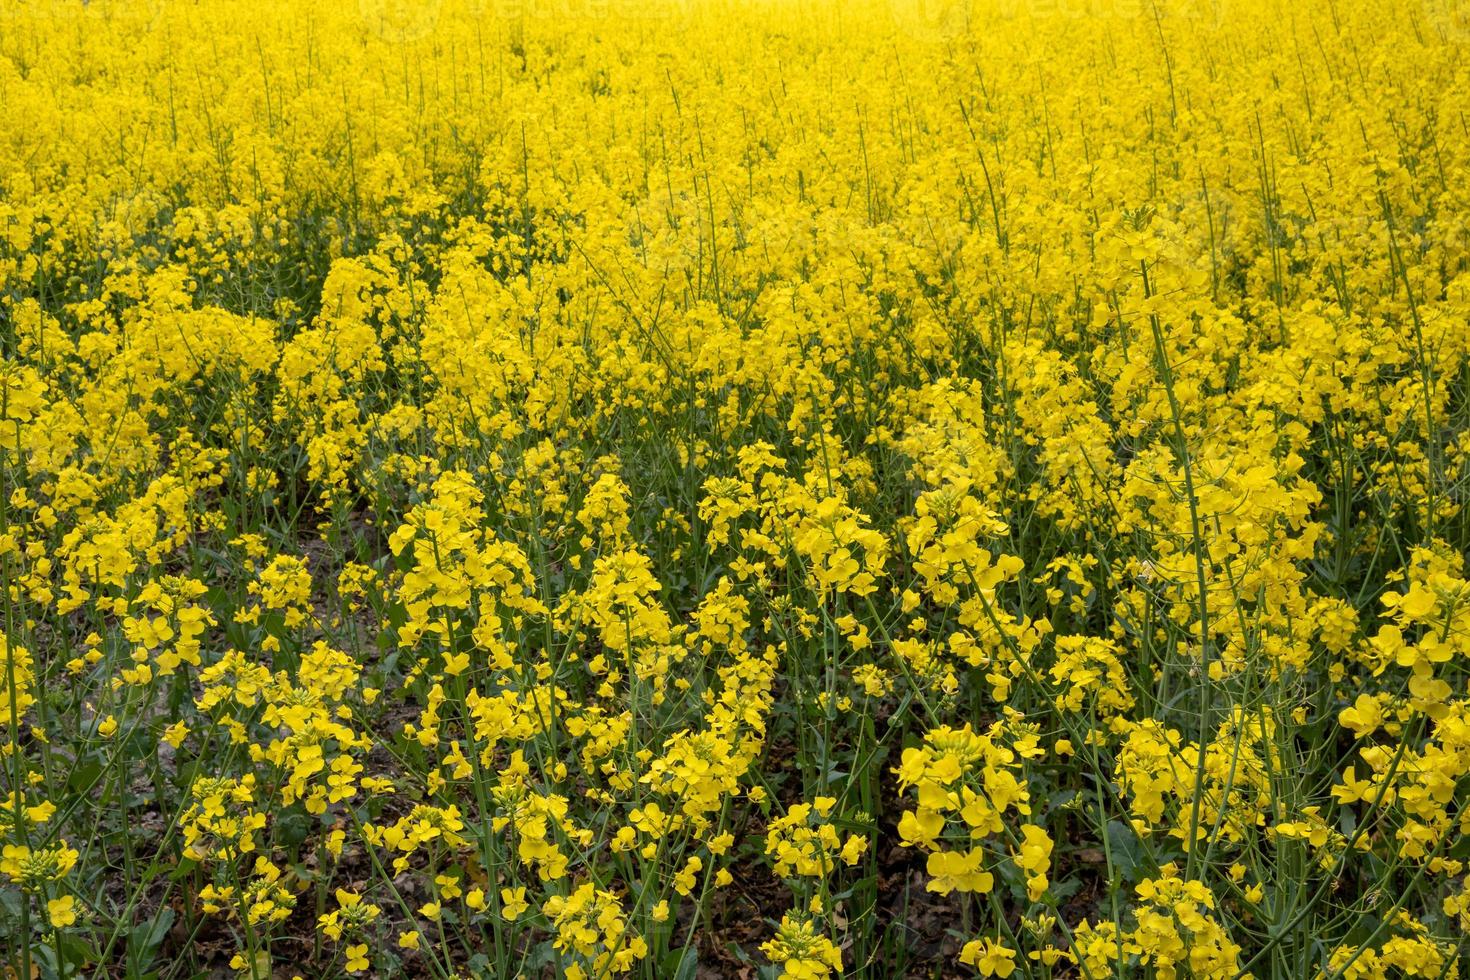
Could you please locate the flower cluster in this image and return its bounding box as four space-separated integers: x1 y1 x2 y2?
0 0 1467 976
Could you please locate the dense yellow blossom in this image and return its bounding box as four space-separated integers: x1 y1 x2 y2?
0 0 1466 976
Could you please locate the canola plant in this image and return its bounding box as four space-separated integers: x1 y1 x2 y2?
1 0 1469 976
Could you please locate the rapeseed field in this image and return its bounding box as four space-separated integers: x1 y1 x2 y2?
1 0 1468 976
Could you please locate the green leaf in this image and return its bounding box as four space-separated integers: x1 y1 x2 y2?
665 947 699 980
67 761 104 794
57 930 98 971
128 906 174 971
1105 819 1146 883
276 806 314 848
